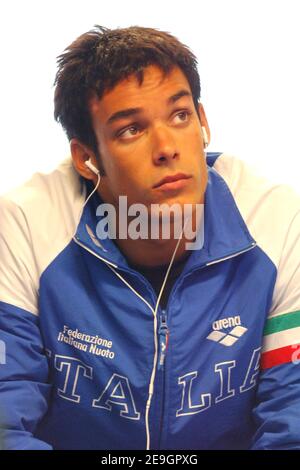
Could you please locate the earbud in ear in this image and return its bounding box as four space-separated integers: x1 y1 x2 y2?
85 158 100 176
201 126 209 148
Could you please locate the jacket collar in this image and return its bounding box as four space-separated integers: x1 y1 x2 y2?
73 160 256 272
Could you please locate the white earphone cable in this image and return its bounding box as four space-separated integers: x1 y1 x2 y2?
145 214 191 450
72 173 101 240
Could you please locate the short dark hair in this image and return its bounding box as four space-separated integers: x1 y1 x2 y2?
54 25 201 166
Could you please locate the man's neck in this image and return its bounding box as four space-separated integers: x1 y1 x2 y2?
92 184 204 268
115 235 191 268
113 209 202 268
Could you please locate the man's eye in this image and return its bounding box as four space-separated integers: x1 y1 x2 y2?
173 110 192 123
118 125 140 139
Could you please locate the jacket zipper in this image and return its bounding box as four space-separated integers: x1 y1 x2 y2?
158 311 169 370
157 309 169 448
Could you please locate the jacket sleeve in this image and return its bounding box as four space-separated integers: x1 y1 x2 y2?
251 210 300 449
0 197 52 450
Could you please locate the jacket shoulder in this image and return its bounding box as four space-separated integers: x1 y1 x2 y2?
210 153 300 266
0 158 85 293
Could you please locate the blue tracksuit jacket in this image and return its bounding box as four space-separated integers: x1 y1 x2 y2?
0 152 300 449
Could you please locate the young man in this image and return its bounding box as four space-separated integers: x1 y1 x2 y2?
0 25 300 450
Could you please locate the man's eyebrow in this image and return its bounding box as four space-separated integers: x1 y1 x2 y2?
106 107 142 126
106 89 192 126
168 89 192 104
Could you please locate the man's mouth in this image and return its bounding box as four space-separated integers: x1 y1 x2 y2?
153 173 192 191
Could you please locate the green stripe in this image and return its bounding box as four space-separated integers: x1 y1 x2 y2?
264 310 300 335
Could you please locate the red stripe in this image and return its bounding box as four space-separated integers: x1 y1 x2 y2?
261 344 300 370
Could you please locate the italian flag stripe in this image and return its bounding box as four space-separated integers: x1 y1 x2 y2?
261 344 299 370
261 310 300 370
264 310 300 335
262 326 300 353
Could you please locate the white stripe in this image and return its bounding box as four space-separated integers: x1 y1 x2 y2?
262 326 300 353
206 243 256 266
107 265 155 314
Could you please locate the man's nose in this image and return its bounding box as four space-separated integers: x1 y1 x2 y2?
151 125 179 165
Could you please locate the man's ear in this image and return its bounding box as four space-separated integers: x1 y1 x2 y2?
70 138 98 181
198 103 211 147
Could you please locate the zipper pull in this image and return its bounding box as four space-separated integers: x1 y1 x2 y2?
158 312 169 370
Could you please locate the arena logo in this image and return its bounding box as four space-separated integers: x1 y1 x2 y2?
212 316 242 331
94 196 204 251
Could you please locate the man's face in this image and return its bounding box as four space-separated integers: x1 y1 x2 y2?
89 64 208 211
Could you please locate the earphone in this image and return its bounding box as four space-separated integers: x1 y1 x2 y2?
201 126 209 148
77 158 101 217
85 158 100 176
